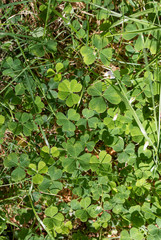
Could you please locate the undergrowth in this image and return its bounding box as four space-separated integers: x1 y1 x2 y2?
1 0 161 239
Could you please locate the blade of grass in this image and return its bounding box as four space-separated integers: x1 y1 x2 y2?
141 35 158 146
157 68 161 152
0 1 31 9
28 183 55 240
0 31 42 42
43 0 52 38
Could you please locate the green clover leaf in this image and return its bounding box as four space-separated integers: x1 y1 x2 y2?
87 82 107 113
28 161 48 184
4 153 30 182
80 46 96 65
43 205 64 229
58 79 82 107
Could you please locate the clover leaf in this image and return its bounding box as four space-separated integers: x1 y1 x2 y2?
130 227 148 240
2 57 22 77
75 197 92 222
56 109 80 135
0 115 5 125
120 228 144 240
58 79 82 107
87 82 107 113
80 46 96 65
39 166 63 194
100 48 113 66
80 134 95 151
92 35 108 50
103 85 121 104
90 150 112 174
61 141 91 173
15 112 36 136
41 145 60 158
43 205 64 229
28 161 48 184
77 108 99 129
4 153 30 181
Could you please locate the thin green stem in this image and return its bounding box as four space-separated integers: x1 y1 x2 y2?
28 183 55 240
142 36 158 144
43 0 52 38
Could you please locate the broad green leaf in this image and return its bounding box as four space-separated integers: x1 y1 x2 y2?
58 80 82 107
104 86 121 104
100 211 111 222
53 73 62 82
134 35 144 51
28 163 37 174
45 206 58 218
15 83 25 95
21 113 30 123
56 62 64 73
131 211 144 227
87 205 102 218
33 174 44 184
31 27 44 37
43 218 54 229
130 126 143 143
4 153 18 168
89 97 106 113
77 28 86 39
38 161 48 174
120 230 130 240
82 109 94 118
70 80 82 92
112 137 124 152
58 80 70 95
99 151 111 163
70 200 81 210
41 146 49 153
78 153 91 170
19 154 30 168
90 155 99 171
138 146 152 159
66 94 80 107
67 142 83 158
156 218 161 228
52 213 64 227
46 40 57 52
80 46 96 65
92 35 108 49
87 82 103 96
47 68 55 77
0 115 5 125
51 147 60 157
48 166 62 180
68 109 80 121
61 157 76 173
72 19 81 30
35 96 44 109
80 197 91 209
118 152 129 163
30 44 45 57
75 209 88 222
123 23 138 40
100 48 112 66
11 167 26 181
130 227 144 240
56 112 75 132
